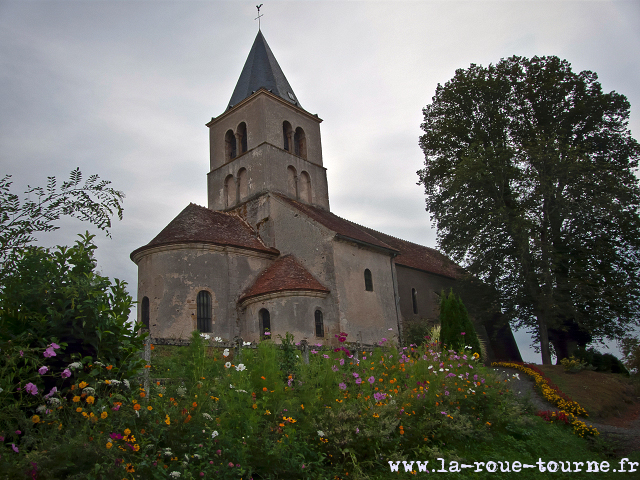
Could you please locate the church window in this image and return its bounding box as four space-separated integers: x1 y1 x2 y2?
224 175 236 208
237 122 248 154
287 166 298 199
259 308 271 339
299 171 311 203
412 288 418 314
294 127 307 159
315 309 324 337
237 168 248 201
283 121 293 152
197 291 212 333
141 296 150 329
225 129 237 161
364 269 373 291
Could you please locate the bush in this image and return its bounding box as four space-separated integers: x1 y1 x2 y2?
439 290 482 358
574 347 629 375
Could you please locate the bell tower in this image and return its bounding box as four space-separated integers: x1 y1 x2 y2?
206 31 330 211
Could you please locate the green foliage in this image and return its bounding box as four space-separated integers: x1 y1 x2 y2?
418 55 640 364
574 347 629 375
403 320 433 346
1 332 629 480
0 232 146 391
560 356 589 373
439 290 482 357
0 168 124 277
619 335 640 375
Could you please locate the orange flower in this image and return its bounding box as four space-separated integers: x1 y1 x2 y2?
263 387 267 392
101 412 108 419
140 392 146 398
150 344 155 350
86 396 95 404
106 365 113 370
133 404 141 411
192 402 197 408
79 381 88 389
184 415 192 423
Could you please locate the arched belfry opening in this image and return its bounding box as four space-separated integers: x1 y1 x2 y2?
283 121 293 152
197 290 212 333
225 129 237 162
259 308 271 339
237 122 247 155
294 127 306 159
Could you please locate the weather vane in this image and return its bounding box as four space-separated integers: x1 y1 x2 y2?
255 4 264 31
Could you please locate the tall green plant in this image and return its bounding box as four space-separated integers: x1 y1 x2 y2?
439 290 482 357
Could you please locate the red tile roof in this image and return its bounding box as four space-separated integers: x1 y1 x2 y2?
239 254 329 303
275 194 461 279
131 203 278 260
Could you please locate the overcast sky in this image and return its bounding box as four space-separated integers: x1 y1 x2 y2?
1 0 639 363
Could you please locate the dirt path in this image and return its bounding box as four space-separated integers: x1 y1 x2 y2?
491 367 640 454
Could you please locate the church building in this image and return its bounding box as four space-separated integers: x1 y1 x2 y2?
130 30 521 359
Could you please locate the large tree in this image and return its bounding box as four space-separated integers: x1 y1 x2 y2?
418 55 640 365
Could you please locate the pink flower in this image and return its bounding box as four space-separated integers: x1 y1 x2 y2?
25 383 38 395
331 365 338 372
216 449 221 455
338 382 347 390
44 387 57 399
228 462 234 467
61 368 71 378
461 332 466 336
200 473 204 477
368 376 375 384
38 366 48 375
50 343 60 349
19 350 24 357
43 347 56 358
12 443 19 453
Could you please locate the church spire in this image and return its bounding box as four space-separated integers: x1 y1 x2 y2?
227 31 302 110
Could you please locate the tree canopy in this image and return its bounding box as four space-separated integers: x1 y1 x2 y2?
418 55 640 364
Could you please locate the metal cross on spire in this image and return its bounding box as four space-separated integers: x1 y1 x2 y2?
255 4 264 30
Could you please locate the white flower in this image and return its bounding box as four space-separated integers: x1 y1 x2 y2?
177 386 187 396
36 405 47 414
169 472 181 478
68 362 82 370
223 348 230 357
200 333 210 340
317 430 325 437
203 413 213 420
237 389 247 393
194 453 201 459
164 448 173 456
94 361 104 366
123 379 130 389
428 365 433 370
108 379 121 385
47 397 61 406
229 384 234 389
235 363 246 372
225 362 231 369
212 431 219 438
82 387 95 395
0 387 3 394
439 368 444 372
243 341 251 346
214 337 222 342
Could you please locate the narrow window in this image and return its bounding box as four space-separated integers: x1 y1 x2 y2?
364 269 373 291
299 171 311 203
224 174 236 208
197 291 212 333
294 127 307 159
259 308 271 339
225 129 236 161
141 296 150 328
237 168 248 201
412 288 418 314
237 122 247 154
315 310 324 337
283 121 293 152
287 166 298 198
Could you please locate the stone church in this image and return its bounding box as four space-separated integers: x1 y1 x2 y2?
131 31 521 360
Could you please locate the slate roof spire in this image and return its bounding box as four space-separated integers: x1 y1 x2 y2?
228 30 302 110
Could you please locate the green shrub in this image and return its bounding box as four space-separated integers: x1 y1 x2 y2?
439 290 482 358
574 347 629 375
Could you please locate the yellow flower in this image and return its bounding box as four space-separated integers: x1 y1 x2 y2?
125 463 135 473
76 407 83 413
134 444 140 451
31 415 40 423
86 396 95 404
265 410 271 415
101 411 108 419
106 442 113 449
124 428 131 435
72 396 81 403
82 412 89 418
164 415 170 425
147 406 153 411
79 381 88 389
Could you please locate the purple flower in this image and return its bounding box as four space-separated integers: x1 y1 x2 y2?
38 366 48 375
25 383 38 395
339 358 345 365
0 436 4 441
331 365 339 372
444 390 450 396
368 376 375 384
12 444 19 453
44 387 57 399
50 343 60 349
355 378 362 384
112 404 121 411
19 350 24 357
110 433 123 440
61 368 71 378
264 332 271 336
461 332 466 336
323 355 329 359
352 372 359 378
338 382 347 390
311 349 318 354
441 411 447 415
43 347 56 358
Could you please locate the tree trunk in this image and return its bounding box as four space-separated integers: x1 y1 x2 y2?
537 312 552 365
